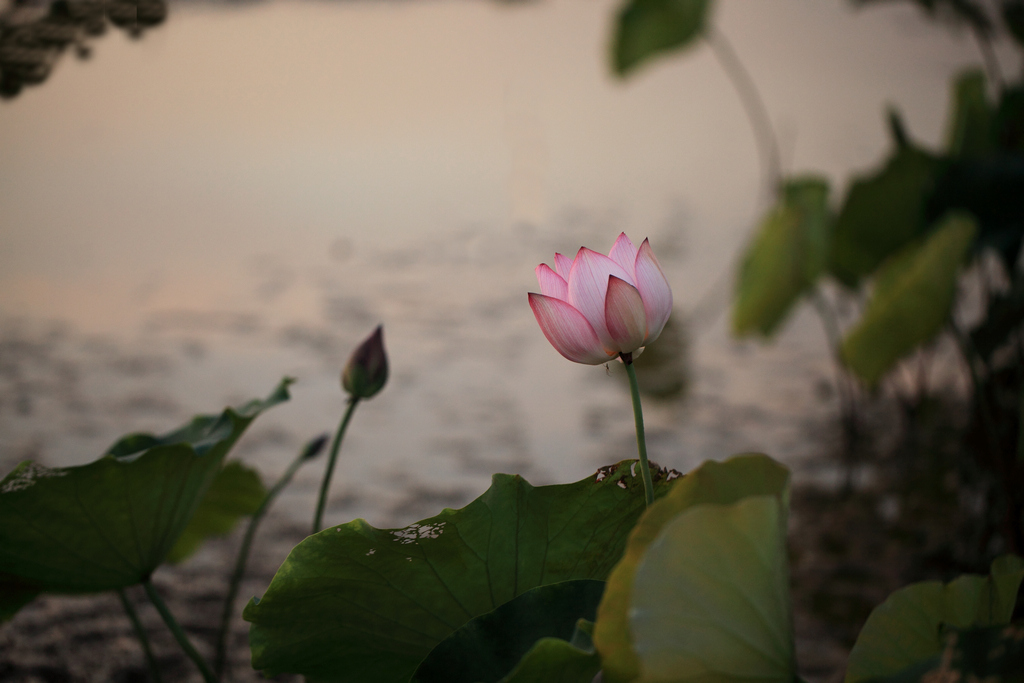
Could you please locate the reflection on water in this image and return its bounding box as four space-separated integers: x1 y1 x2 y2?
620 315 689 401
0 0 166 98
0 215 844 528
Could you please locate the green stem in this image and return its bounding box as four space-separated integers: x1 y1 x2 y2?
622 354 654 507
214 440 315 680
970 23 1004 93
143 579 216 683
706 27 783 196
953 324 1024 554
118 588 163 683
811 288 857 426
1018 381 1024 465
952 325 1003 464
313 397 361 533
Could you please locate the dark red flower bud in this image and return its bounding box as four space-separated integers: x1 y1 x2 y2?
342 325 388 399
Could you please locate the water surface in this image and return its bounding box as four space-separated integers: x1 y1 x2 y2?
0 0 1006 526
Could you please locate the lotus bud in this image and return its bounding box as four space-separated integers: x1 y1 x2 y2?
302 433 330 460
342 325 388 399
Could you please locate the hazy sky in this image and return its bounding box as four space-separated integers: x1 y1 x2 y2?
0 0 1015 331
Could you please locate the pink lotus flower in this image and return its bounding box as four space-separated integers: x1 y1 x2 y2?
529 233 673 364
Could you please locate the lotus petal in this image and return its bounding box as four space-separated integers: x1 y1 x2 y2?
605 276 647 353
634 239 673 344
567 247 634 349
608 233 639 278
554 253 574 280
529 235 672 366
529 293 612 365
536 264 569 301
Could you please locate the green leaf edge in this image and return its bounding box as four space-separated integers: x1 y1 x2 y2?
845 554 1024 683
0 378 291 616
592 453 790 683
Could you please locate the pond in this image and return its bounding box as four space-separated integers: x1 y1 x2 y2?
0 0 999 529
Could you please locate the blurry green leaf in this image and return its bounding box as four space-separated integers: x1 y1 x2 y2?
413 580 604 683
888 107 912 150
244 459 678 683
593 454 790 683
0 380 290 603
926 155 1024 269
830 146 943 285
165 460 267 564
971 272 1024 360
630 495 794 683
994 86 1024 154
1004 1 1024 48
733 177 831 337
840 213 976 386
946 70 993 157
853 0 992 34
866 621 1024 683
845 554 1024 683
612 0 711 76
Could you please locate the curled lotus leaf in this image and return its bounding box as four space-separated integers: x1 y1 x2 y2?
0 379 291 619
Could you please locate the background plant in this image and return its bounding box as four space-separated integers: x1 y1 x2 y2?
607 0 1024 559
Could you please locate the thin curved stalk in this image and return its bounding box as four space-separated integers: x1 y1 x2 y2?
313 397 361 533
705 27 783 196
118 588 163 683
622 353 654 507
143 580 216 683
214 438 320 679
1018 379 1023 465
811 288 859 431
952 324 1023 554
970 24 1004 92
952 324 1002 463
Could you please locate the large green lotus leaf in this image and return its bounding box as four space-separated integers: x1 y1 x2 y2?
945 69 992 158
244 460 677 683
845 554 1024 683
593 454 790 683
733 177 831 337
840 213 976 386
500 622 600 683
630 494 793 683
166 460 267 564
829 146 942 285
0 379 290 599
612 0 712 76
864 621 1024 683
413 579 603 683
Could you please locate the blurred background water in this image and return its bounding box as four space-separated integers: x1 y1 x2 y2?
0 0 1013 528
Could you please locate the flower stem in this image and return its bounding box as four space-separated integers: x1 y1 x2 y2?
705 27 782 197
214 439 317 679
622 354 654 507
142 579 216 683
118 588 163 683
313 397 361 534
